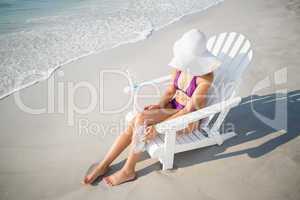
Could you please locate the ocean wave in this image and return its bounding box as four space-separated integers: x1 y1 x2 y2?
0 0 223 99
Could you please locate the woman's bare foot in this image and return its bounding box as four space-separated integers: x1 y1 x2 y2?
103 169 136 186
82 164 109 185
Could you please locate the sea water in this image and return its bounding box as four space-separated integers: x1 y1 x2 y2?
0 0 223 99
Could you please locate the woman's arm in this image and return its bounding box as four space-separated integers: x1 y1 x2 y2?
158 69 177 107
144 72 213 141
164 72 214 133
144 69 177 110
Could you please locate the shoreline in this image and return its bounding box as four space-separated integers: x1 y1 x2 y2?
0 0 223 100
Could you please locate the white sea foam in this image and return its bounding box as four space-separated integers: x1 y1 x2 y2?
0 0 223 99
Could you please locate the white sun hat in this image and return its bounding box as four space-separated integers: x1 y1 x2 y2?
168 29 221 76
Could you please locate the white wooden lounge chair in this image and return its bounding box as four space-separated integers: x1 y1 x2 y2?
124 32 253 170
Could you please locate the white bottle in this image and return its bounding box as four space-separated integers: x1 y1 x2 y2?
132 122 147 153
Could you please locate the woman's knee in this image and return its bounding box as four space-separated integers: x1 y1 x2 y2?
134 112 146 126
134 111 153 126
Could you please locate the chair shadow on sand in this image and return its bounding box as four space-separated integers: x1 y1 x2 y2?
87 90 300 184
173 90 300 167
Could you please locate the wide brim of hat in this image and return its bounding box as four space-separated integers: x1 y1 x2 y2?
168 50 222 76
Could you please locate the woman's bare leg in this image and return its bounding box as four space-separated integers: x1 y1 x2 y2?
103 108 178 186
82 121 135 184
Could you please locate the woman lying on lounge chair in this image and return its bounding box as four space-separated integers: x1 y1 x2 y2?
82 29 221 186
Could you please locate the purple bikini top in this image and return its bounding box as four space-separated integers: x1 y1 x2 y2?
173 70 198 97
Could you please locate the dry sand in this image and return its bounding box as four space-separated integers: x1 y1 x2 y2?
0 0 300 199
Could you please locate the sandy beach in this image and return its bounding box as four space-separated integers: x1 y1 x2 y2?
0 0 300 199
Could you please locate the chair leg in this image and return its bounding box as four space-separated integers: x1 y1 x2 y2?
162 131 176 170
162 154 174 170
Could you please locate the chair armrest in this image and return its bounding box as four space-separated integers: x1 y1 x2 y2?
123 75 171 93
155 97 241 134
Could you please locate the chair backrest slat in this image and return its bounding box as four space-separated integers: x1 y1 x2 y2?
206 36 216 51
228 34 245 58
201 32 253 129
211 32 227 56
218 32 237 58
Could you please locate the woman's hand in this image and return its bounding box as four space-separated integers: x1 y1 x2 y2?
143 125 158 142
144 104 161 111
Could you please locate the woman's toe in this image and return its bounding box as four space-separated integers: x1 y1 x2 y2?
103 177 113 186
82 176 90 184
